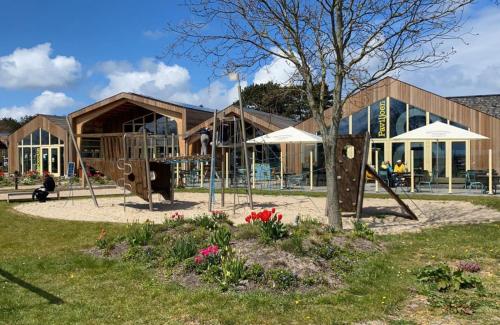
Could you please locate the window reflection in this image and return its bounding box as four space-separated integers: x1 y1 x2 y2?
390 98 406 137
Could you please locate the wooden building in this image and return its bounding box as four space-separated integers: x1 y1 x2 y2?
8 115 69 176
289 77 500 181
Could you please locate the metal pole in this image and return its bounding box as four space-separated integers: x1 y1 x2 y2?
488 148 493 195
65 116 98 207
410 150 415 193
143 129 153 211
375 149 379 193
252 150 255 189
209 110 218 211
310 150 313 190
225 152 229 188
236 76 254 209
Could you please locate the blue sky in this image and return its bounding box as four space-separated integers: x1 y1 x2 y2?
0 0 499 119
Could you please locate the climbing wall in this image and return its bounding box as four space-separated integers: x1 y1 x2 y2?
335 134 369 213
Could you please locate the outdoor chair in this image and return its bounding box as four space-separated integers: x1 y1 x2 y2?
418 170 433 192
465 171 483 191
377 169 391 186
286 173 306 190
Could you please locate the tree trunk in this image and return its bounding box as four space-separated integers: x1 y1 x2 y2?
323 136 342 229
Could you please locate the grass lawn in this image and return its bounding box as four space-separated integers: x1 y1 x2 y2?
0 202 499 324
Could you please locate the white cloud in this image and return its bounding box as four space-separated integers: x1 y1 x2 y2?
0 91 74 120
253 55 297 85
143 29 165 40
92 59 242 109
400 5 500 96
0 43 81 89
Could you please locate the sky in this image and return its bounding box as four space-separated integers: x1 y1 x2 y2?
0 0 499 120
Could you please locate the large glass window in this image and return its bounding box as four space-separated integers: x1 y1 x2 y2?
408 106 426 130
339 117 349 135
432 142 446 178
430 113 446 124
17 128 64 175
390 98 407 137
450 121 468 130
371 143 384 169
411 142 424 172
452 142 466 177
392 142 405 164
370 99 387 138
351 107 368 135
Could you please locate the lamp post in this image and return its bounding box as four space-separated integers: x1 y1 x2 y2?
229 72 254 209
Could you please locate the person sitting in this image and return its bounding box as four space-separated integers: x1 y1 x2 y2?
380 161 393 173
394 160 407 174
32 173 56 203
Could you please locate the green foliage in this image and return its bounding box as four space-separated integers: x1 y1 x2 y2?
126 220 154 246
0 176 13 187
352 221 375 241
123 246 160 266
279 232 305 256
168 236 198 263
330 248 363 277
302 275 325 286
416 264 483 292
218 255 247 288
233 223 260 240
312 242 337 260
266 268 298 290
208 226 232 249
426 291 489 315
210 210 232 225
245 263 265 283
95 228 114 252
191 214 217 230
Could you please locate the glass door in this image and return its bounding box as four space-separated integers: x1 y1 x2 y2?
51 148 59 175
42 148 49 175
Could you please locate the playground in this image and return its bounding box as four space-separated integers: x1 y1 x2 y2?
14 191 500 234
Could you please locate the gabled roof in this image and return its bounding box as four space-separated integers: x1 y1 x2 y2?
447 94 500 119
69 92 214 119
38 114 69 130
185 104 296 139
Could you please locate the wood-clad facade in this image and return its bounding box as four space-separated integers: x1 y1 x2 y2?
289 77 500 177
8 115 69 176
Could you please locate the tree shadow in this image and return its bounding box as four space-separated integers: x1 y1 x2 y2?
0 268 64 305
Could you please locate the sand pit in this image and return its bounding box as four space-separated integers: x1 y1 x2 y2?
13 192 500 234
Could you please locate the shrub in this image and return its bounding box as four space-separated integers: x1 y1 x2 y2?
456 261 481 273
208 226 232 250
245 263 265 283
219 255 247 288
126 220 154 246
352 221 374 241
266 268 298 290
169 236 198 263
245 208 287 242
416 264 483 292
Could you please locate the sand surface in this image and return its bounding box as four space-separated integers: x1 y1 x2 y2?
13 192 500 234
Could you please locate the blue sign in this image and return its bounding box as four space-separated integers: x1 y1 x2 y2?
67 162 75 177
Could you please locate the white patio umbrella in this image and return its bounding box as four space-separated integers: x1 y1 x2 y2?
247 126 323 144
392 121 489 193
247 126 322 189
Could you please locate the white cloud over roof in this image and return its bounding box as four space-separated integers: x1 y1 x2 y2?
0 43 81 89
0 91 74 120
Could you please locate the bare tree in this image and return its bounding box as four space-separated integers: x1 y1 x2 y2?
166 0 472 228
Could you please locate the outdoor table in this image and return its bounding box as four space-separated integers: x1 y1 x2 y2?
476 174 499 194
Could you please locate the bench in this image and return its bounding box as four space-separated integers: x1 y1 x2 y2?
7 188 60 203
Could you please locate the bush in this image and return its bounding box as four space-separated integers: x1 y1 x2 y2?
208 226 232 250
126 220 154 246
266 268 298 290
168 236 198 263
416 264 483 292
245 263 265 283
352 221 374 241
245 208 287 243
